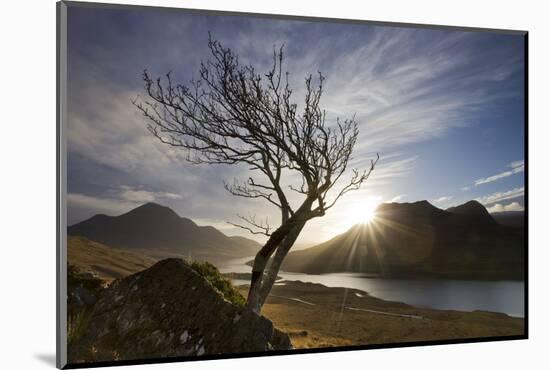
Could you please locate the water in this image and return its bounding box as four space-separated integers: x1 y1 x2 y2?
220 257 525 318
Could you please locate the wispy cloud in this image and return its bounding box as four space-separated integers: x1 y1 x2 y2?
68 193 137 222
509 160 524 168
475 160 524 186
354 154 418 188
314 30 522 154
461 186 471 191
433 196 453 203
68 185 185 224
389 194 406 202
476 186 524 205
117 185 183 203
486 202 524 213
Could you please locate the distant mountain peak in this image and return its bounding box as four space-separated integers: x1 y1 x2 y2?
415 200 433 206
449 200 483 209
131 202 175 212
68 202 261 261
447 200 487 214
378 200 437 209
377 200 443 219
446 200 496 225
124 202 181 219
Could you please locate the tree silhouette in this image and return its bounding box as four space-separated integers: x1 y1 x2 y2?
133 36 378 313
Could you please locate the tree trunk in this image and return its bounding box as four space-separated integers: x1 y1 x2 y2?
257 221 306 308
246 200 313 313
246 222 296 313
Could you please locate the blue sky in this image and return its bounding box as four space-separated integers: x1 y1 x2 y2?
66 5 525 245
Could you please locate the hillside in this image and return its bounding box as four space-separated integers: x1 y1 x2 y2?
68 203 260 263
67 236 157 282
492 211 525 228
281 200 524 279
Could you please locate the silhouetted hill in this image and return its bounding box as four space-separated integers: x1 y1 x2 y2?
492 211 525 228
68 203 260 262
281 200 524 280
446 200 497 226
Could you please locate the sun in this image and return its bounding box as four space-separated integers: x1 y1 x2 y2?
347 196 382 226
363 204 377 224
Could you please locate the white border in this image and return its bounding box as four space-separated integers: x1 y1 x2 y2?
2 1 548 369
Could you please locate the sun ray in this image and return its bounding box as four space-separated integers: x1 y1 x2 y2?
345 196 382 227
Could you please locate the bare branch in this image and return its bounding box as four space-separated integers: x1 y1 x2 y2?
135 35 379 312
223 179 282 209
227 214 272 236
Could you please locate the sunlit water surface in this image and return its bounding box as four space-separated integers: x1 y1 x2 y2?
219 256 524 317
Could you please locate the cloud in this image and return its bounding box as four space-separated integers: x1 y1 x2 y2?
390 194 405 202
68 193 137 220
486 202 524 213
509 160 524 168
118 185 183 203
461 186 471 191
68 185 185 224
476 186 524 205
433 196 453 203
475 160 524 186
354 154 418 188
313 29 522 154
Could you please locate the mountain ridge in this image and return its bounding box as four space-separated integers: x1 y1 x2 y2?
281 200 523 279
68 202 260 263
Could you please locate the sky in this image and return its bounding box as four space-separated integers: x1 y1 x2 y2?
66 5 526 246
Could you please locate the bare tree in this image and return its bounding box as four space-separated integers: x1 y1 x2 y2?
133 36 378 313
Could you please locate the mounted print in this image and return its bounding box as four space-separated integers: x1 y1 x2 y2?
56 1 528 368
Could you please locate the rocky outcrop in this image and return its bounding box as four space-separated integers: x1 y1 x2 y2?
68 259 291 364
68 265 104 310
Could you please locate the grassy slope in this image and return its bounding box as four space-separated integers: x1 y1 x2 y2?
238 282 524 348
68 236 523 349
67 236 158 282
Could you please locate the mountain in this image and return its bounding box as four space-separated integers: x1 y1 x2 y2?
446 200 497 226
68 203 260 262
492 211 525 228
229 235 263 250
281 200 524 280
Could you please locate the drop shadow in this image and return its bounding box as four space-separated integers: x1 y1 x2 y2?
34 353 56 367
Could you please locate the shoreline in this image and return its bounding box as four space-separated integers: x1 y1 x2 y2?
237 280 524 348
234 279 524 318
228 276 524 318
244 261 525 281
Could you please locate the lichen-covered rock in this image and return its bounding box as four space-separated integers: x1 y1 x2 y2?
68 259 291 364
67 265 104 309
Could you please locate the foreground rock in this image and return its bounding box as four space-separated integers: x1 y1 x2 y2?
69 259 291 364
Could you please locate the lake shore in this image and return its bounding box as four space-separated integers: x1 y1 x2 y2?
237 281 524 348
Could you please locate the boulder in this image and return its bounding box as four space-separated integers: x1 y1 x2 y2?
68 258 291 364
67 265 104 309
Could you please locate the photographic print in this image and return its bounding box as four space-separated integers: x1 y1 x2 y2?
57 1 527 368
